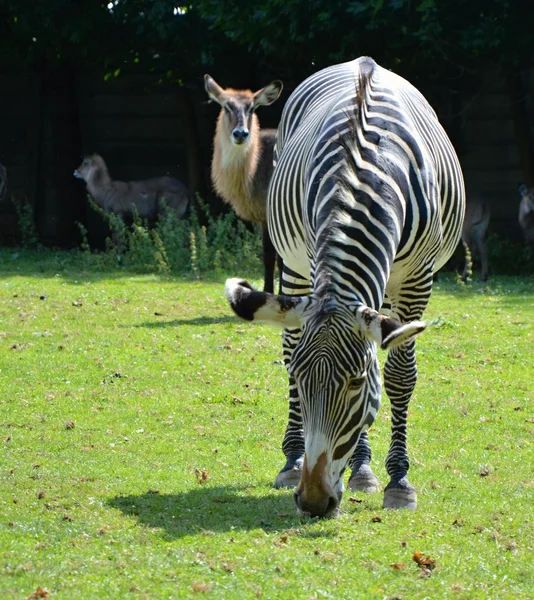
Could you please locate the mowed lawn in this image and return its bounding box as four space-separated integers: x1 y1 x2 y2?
1 252 533 599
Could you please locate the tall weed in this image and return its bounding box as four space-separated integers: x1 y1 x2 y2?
79 196 263 278
11 196 41 249
486 233 534 275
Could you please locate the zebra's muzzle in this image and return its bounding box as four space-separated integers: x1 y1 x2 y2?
293 452 341 517
294 488 340 518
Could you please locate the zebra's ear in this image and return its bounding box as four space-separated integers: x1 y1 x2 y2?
355 306 427 350
225 278 309 328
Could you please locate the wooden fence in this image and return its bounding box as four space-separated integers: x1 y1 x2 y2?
0 62 532 246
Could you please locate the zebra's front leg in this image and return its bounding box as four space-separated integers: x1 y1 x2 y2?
383 339 418 509
274 326 305 488
347 431 380 493
348 360 381 493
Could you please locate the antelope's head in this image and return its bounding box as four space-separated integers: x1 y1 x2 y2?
73 154 106 182
205 75 282 147
518 184 534 216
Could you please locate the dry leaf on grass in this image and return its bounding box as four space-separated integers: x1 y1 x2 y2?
26 587 49 599
391 562 406 570
274 535 289 547
195 468 209 484
192 581 211 593
412 550 436 571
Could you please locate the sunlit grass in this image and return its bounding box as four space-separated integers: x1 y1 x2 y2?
1 252 533 599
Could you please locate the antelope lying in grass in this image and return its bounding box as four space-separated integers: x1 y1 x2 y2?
518 184 534 244
73 154 189 224
205 75 283 293
461 195 491 282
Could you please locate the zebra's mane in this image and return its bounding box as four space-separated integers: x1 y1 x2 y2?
314 59 399 309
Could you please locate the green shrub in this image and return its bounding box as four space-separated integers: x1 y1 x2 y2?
486 233 534 275
79 196 264 278
11 196 41 249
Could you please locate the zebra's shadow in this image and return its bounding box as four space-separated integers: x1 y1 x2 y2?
107 485 311 538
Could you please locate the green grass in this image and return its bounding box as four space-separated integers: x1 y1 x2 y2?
1 250 533 599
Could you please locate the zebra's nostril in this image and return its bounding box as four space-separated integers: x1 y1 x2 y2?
326 495 339 515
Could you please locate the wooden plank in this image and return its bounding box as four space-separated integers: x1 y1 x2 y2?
79 93 180 118
79 72 177 94
80 116 184 142
462 119 516 144
460 145 521 170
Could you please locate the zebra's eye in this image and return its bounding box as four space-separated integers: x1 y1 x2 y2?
348 375 365 390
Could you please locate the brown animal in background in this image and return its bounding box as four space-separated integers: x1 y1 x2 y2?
0 163 7 203
205 74 283 294
73 154 189 224
517 184 534 244
461 195 491 282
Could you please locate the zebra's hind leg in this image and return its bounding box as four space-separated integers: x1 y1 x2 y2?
383 339 418 510
347 431 380 493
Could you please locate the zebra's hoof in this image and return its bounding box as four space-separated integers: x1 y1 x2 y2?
274 454 303 489
383 479 417 510
274 468 302 488
348 467 380 493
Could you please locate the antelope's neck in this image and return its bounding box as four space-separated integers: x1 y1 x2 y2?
212 116 261 201
86 167 113 202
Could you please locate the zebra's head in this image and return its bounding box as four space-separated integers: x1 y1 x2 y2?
225 278 426 517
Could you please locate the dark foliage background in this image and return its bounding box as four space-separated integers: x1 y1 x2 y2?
0 0 533 249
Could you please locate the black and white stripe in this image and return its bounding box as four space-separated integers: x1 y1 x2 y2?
264 57 464 513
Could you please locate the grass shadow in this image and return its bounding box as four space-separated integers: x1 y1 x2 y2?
107 485 310 539
133 316 237 328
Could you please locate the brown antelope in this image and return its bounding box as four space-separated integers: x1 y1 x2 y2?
73 154 189 224
518 184 534 244
461 195 491 282
205 74 283 294
0 163 7 203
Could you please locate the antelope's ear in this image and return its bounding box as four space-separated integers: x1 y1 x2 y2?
204 74 225 105
354 306 427 350
225 278 309 328
253 80 283 108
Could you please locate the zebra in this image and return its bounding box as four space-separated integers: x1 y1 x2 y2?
225 56 465 517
